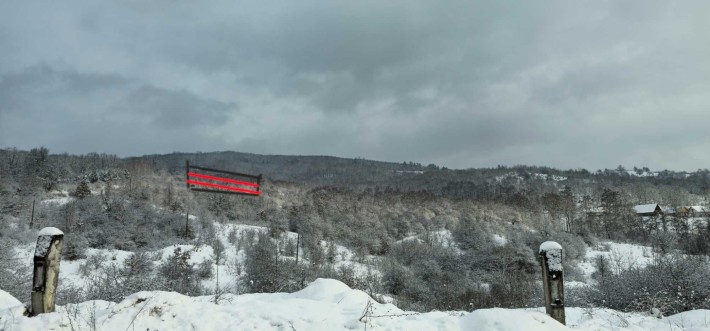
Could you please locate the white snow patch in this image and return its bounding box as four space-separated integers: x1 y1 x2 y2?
540 241 563 272
41 196 74 205
38 227 64 236
626 170 658 177
492 234 508 246
534 173 568 182
2 280 710 330
396 230 458 251
0 290 22 311
545 249 563 272
394 170 424 175
539 241 563 253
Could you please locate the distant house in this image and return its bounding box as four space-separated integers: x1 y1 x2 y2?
688 206 708 217
634 204 663 217
664 206 690 217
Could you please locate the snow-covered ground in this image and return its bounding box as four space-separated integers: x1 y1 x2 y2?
396 230 456 246
2 279 710 331
7 222 701 330
41 190 74 206
41 197 74 206
577 241 655 284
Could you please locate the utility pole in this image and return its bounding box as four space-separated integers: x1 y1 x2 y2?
185 160 191 238
295 232 300 265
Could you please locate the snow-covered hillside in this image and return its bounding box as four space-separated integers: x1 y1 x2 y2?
2 278 710 331
10 222 376 297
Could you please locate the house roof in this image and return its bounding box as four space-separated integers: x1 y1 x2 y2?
634 204 660 214
689 206 707 212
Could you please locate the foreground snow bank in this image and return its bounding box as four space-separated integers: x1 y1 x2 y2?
0 290 22 311
2 279 710 331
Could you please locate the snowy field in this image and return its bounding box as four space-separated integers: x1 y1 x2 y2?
576 241 655 284
2 278 710 331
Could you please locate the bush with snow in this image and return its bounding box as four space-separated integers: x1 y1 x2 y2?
582 254 710 315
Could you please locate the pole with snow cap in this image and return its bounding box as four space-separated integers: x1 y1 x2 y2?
539 241 565 325
30 227 64 316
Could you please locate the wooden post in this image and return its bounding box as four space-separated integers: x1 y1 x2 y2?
30 199 35 229
539 241 565 325
185 206 190 238
599 255 605 279
30 227 64 316
295 232 300 265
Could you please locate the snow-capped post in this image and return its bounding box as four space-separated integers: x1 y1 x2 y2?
30 227 64 317
539 241 565 325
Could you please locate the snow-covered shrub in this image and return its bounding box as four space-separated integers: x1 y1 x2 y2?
486 274 539 309
244 232 283 293
283 238 296 257
211 239 226 265
380 259 416 297
80 252 157 302
83 263 126 302
157 247 203 296
552 232 587 261
63 232 90 260
197 259 214 279
583 254 710 315
55 282 84 305
326 241 337 263
334 265 359 289
649 231 678 255
227 227 238 245
389 240 433 266
79 252 108 277
71 181 91 199
122 251 154 278
452 215 494 251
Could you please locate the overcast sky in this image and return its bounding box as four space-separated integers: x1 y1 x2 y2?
1 1 709 171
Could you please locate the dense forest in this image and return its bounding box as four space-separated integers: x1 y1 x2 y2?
1 147 710 314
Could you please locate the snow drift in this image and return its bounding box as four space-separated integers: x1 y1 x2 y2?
2 279 710 330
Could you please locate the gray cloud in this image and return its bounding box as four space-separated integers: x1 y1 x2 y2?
123 86 235 129
0 66 232 155
1 0 710 170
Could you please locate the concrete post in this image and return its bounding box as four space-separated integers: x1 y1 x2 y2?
30 227 64 316
539 241 565 325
